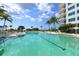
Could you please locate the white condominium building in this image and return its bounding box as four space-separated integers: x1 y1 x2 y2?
66 3 79 25
59 4 66 24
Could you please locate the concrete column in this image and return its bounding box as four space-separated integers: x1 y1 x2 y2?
66 3 68 24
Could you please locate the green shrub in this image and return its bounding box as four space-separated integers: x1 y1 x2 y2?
59 23 79 33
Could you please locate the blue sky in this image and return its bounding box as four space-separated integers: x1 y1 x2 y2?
0 3 59 30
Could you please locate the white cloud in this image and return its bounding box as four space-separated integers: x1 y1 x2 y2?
0 3 55 23
25 15 31 18
38 18 42 22
40 13 49 18
22 9 31 14
35 3 52 14
0 3 31 15
25 15 35 21
30 18 35 21
12 14 35 21
0 3 22 14
0 3 33 22
36 13 49 22
35 3 55 22
12 15 23 20
25 14 44 22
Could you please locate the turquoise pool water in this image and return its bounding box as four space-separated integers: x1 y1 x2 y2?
0 31 79 56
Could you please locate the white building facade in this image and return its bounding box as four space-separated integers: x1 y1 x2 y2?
66 3 79 24
59 4 66 24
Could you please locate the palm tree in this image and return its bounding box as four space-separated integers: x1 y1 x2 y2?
4 25 8 31
46 20 51 31
0 6 12 46
49 16 58 24
31 26 33 29
10 25 12 29
46 16 58 31
0 6 12 30
0 6 12 36
50 16 58 30
40 25 43 30
0 6 7 46
0 6 4 22
2 13 12 30
0 6 6 16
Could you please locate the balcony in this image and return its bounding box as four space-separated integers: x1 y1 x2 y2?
60 8 66 13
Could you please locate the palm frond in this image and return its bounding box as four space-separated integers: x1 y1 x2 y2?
46 16 58 25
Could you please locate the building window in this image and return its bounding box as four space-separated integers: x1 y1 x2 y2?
64 19 66 23
68 11 75 16
77 10 79 13
68 18 75 22
68 5 75 11
68 3 72 5
77 3 79 7
77 17 79 20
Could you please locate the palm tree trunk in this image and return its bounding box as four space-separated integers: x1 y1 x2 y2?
48 25 50 31
3 20 6 31
49 25 51 31
54 23 56 29
3 20 6 46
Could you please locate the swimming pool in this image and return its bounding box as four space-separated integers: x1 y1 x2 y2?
0 31 79 56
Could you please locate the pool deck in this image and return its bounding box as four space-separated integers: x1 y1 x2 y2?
45 31 79 38
0 31 79 39
9 32 26 37
0 31 26 38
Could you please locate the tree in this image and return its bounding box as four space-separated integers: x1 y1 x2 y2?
49 17 58 24
40 25 43 30
0 6 12 31
46 20 52 30
0 6 6 17
10 25 12 29
0 6 12 46
46 16 58 30
59 23 76 33
4 25 8 31
31 26 33 29
17 26 25 32
3 13 12 29
32 28 39 31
